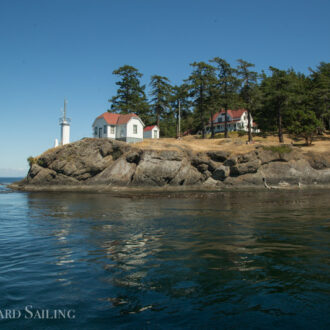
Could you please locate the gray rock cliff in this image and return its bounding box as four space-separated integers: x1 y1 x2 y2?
15 138 330 190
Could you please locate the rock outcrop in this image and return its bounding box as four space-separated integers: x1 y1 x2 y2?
12 138 330 191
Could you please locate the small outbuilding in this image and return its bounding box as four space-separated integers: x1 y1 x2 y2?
143 125 160 139
92 112 144 143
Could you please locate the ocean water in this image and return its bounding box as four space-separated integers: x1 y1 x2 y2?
0 178 329 329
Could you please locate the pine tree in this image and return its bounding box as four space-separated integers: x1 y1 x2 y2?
186 62 216 139
261 67 296 143
309 62 330 130
211 58 240 138
287 110 322 145
171 84 191 138
109 65 150 122
149 75 173 128
205 78 220 138
237 59 258 142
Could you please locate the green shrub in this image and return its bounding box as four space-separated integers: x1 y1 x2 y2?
287 110 323 145
254 131 268 138
262 145 292 154
238 130 246 137
27 156 36 167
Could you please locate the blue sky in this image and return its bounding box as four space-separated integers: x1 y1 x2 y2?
0 0 329 176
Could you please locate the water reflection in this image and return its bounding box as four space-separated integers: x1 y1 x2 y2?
1 189 328 328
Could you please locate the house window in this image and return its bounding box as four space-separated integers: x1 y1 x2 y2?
133 125 137 134
104 125 107 134
94 127 97 136
153 130 157 138
110 126 115 134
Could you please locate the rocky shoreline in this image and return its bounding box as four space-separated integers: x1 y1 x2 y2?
9 138 330 192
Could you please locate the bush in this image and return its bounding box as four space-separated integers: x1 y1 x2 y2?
262 145 292 154
27 156 36 167
254 131 268 138
287 111 323 145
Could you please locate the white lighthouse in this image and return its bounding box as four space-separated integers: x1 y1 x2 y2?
59 99 71 145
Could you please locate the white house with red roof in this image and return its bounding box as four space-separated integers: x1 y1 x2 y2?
205 109 258 134
143 125 159 139
92 112 145 143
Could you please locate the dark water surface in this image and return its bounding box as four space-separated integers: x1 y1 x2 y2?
0 178 329 329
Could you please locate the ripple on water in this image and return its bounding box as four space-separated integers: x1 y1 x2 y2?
0 187 329 328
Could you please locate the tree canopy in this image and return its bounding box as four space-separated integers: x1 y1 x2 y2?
109 65 150 123
106 60 329 142
149 75 172 128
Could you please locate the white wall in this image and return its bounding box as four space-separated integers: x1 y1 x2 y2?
92 118 107 138
152 127 159 139
93 116 144 141
240 112 253 131
116 124 126 139
107 125 116 139
61 123 70 145
126 118 144 140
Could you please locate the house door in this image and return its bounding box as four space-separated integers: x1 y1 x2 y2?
99 128 102 138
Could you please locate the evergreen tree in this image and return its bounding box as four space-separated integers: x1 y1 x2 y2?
109 65 150 122
186 62 216 139
149 75 173 128
309 62 330 130
237 59 258 142
205 77 220 138
260 67 295 143
211 58 240 138
171 84 192 138
287 110 322 145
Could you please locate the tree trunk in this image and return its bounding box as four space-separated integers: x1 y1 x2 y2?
201 113 205 139
247 110 252 142
278 107 284 143
224 108 228 138
210 113 215 138
156 107 160 128
176 103 179 139
200 86 205 139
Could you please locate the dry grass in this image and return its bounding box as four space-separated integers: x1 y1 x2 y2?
36 132 329 160
134 132 330 155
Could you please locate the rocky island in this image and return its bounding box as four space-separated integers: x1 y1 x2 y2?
9 136 330 192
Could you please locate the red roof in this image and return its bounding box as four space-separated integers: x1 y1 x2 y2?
96 112 139 125
117 113 138 125
97 112 120 125
144 125 158 132
211 109 246 123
